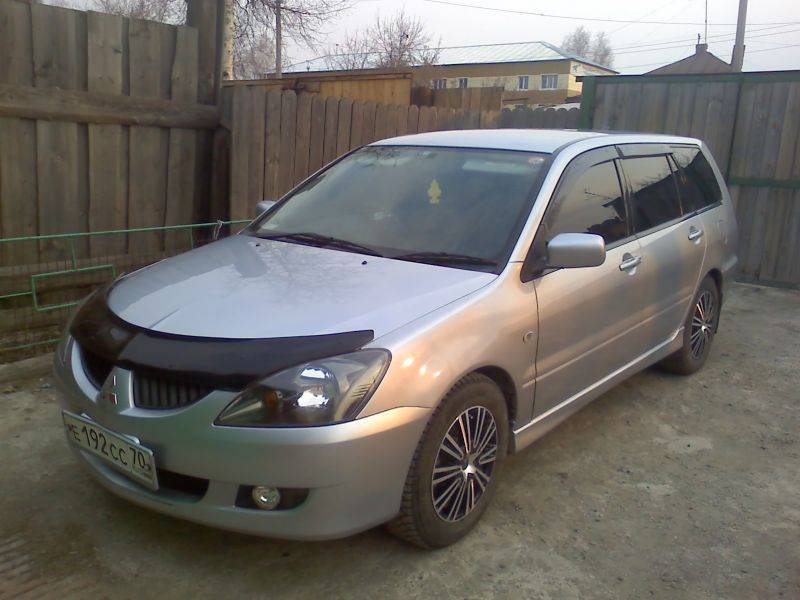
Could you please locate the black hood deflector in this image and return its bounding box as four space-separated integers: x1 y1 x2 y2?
70 287 375 389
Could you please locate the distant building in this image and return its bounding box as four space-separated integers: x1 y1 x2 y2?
646 43 735 75
287 41 617 108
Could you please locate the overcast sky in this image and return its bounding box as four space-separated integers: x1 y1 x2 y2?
287 0 800 73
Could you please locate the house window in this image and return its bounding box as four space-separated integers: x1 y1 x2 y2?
518 75 529 90
457 77 468 88
541 74 559 90
433 78 447 90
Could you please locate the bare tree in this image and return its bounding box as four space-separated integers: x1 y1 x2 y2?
234 29 277 78
561 26 614 67
561 26 592 59
92 0 185 23
591 31 614 67
325 10 439 70
230 0 353 75
325 31 373 70
368 10 440 68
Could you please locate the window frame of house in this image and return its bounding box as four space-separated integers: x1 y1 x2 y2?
518 75 530 90
457 77 468 89
433 78 447 90
540 74 559 90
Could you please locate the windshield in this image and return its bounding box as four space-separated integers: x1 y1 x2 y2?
248 145 549 271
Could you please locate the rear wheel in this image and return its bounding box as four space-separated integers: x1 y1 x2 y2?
387 373 509 548
659 275 720 375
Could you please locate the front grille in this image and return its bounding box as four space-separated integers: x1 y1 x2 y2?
81 347 113 388
133 371 213 410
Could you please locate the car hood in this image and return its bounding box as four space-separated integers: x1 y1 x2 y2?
107 235 496 339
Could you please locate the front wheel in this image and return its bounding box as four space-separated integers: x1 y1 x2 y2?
659 275 720 375
387 373 509 548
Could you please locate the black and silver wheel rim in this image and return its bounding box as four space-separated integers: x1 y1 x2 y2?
431 406 498 522
690 290 715 359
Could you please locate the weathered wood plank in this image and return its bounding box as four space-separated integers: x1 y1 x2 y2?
277 90 297 195
31 4 89 260
87 11 128 257
230 85 266 218
395 104 409 136
128 18 175 253
775 83 800 180
293 92 312 183
0 0 34 86
0 0 37 266
307 95 325 173
263 89 282 199
185 0 219 104
336 97 352 157
165 25 199 251
0 83 219 128
406 104 419 134
361 101 377 143
374 101 388 141
322 96 339 165
349 99 364 150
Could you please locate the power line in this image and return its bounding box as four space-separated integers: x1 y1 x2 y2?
422 0 800 27
614 28 800 55
617 42 800 69
612 23 796 51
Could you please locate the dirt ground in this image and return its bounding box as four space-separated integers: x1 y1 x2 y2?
0 283 798 599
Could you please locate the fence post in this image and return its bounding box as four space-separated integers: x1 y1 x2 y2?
577 76 597 131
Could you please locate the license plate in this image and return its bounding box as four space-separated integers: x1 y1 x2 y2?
62 411 158 490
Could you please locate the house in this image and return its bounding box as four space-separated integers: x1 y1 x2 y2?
286 41 617 108
646 43 735 75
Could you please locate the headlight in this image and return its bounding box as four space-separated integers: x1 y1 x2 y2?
215 349 390 427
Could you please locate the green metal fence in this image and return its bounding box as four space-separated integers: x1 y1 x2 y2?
0 220 248 363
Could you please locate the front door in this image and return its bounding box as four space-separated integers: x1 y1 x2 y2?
531 147 649 417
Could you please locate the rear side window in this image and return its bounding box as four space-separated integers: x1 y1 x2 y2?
545 160 628 245
671 147 722 212
622 156 682 233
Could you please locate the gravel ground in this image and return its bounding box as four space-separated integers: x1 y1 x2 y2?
0 282 798 599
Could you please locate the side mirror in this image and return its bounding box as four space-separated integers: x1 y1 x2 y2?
546 233 606 269
255 199 277 216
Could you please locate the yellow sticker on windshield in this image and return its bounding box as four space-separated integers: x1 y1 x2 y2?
428 179 442 204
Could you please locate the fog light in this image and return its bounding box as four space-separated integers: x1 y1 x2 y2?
251 486 281 510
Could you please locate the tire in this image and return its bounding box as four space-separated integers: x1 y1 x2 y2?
387 373 509 548
658 275 720 375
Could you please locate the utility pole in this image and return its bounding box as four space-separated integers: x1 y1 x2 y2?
275 0 283 78
731 0 748 71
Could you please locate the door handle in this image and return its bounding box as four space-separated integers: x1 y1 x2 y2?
688 227 704 242
619 255 642 272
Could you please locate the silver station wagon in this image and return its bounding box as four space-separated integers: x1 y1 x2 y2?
54 130 737 548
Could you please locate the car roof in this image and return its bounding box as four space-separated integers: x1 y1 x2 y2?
373 129 700 154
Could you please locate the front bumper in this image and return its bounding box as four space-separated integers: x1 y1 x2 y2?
53 339 431 540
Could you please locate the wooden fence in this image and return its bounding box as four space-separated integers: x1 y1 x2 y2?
412 86 504 111
0 0 223 266
581 71 800 288
227 88 579 219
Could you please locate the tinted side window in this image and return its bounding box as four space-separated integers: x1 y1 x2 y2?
545 160 628 245
672 147 722 212
623 156 682 232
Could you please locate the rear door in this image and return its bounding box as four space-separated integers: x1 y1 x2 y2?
617 145 707 350
531 147 646 417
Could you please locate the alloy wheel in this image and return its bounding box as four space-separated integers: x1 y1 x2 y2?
431 406 498 522
690 290 716 359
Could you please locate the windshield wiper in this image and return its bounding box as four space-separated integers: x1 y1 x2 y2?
258 231 384 257
391 251 498 267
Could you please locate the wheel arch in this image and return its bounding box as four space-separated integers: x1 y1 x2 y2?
473 365 517 433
